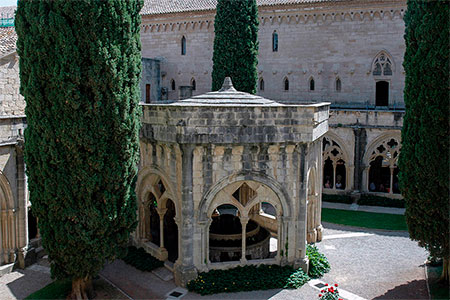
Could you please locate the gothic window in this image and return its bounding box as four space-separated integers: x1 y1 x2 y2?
322 136 347 190
272 31 278 52
171 79 176 91
284 77 289 91
181 36 186 55
368 137 401 194
259 78 265 91
336 78 341 92
191 78 196 91
309 77 315 91
372 52 393 76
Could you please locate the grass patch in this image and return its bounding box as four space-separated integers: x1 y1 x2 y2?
122 246 164 272
322 208 407 231
187 265 310 295
25 278 72 300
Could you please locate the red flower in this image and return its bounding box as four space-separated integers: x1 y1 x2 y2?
319 294 322 297
325 283 328 286
335 284 338 287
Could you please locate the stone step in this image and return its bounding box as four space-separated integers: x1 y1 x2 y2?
35 246 46 259
152 266 174 281
0 262 14 277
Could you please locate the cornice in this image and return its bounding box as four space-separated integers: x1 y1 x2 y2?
141 6 405 33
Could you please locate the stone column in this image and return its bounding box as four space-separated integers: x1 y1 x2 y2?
240 217 249 263
353 128 367 192
389 166 394 194
174 144 197 287
157 208 167 249
332 162 336 190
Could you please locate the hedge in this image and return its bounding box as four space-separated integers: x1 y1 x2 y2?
357 194 405 208
322 194 353 204
122 246 164 272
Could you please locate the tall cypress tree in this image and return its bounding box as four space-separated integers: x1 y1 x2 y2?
399 0 449 283
211 0 259 93
15 0 142 298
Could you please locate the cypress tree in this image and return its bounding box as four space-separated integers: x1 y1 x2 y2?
399 0 449 283
211 0 259 93
15 0 143 298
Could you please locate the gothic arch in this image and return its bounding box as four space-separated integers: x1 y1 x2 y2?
322 133 351 191
198 171 292 222
371 50 395 75
0 171 16 265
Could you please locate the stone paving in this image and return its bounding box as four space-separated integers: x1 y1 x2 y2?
0 222 429 300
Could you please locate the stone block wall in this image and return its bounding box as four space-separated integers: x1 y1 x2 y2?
140 0 406 106
0 54 25 116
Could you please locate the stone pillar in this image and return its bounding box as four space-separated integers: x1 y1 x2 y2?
332 162 336 190
307 195 317 243
174 145 197 287
240 217 249 263
353 128 367 192
157 208 167 249
389 166 394 194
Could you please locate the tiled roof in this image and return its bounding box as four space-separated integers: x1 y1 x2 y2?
0 27 17 57
141 0 342 15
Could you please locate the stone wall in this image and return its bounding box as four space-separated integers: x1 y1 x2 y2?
140 58 161 103
140 0 406 106
0 53 25 116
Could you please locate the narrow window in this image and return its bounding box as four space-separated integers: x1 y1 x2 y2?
181 36 186 55
145 84 151 103
259 78 265 91
191 78 196 91
336 78 341 92
171 79 176 91
284 77 289 91
375 81 389 106
272 31 278 52
309 78 315 91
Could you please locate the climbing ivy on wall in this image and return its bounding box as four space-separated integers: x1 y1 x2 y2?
211 0 259 93
15 0 143 298
399 0 449 282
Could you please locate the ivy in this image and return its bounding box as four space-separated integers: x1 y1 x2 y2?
307 244 331 278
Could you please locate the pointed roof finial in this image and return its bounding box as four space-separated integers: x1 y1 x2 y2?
218 77 236 92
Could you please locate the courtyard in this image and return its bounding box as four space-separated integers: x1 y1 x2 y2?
1 220 429 300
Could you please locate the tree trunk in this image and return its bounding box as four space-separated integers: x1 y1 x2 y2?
68 277 94 300
440 257 450 285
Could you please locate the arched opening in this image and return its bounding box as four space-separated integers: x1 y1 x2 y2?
181 36 186 55
336 78 341 92
190 78 196 91
367 137 401 194
148 194 160 245
28 207 38 240
164 199 178 263
376 81 389 106
284 77 289 91
209 204 242 262
309 77 315 91
272 31 278 52
259 78 265 91
171 79 176 91
322 136 347 190
246 202 275 260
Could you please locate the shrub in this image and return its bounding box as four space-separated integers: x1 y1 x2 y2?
122 246 164 272
318 283 342 300
358 194 405 208
307 244 330 278
187 265 310 295
322 194 353 204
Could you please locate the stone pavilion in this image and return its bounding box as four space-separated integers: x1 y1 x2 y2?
134 78 329 286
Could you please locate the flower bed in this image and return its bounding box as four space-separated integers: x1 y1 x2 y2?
187 265 310 295
307 244 331 278
122 246 164 272
318 283 342 300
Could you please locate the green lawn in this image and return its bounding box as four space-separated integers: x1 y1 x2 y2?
321 208 408 231
25 279 71 300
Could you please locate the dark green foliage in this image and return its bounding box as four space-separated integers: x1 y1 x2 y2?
122 246 164 272
322 193 353 204
307 244 330 278
211 0 259 93
187 265 310 295
357 194 405 208
399 0 449 264
15 0 143 281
